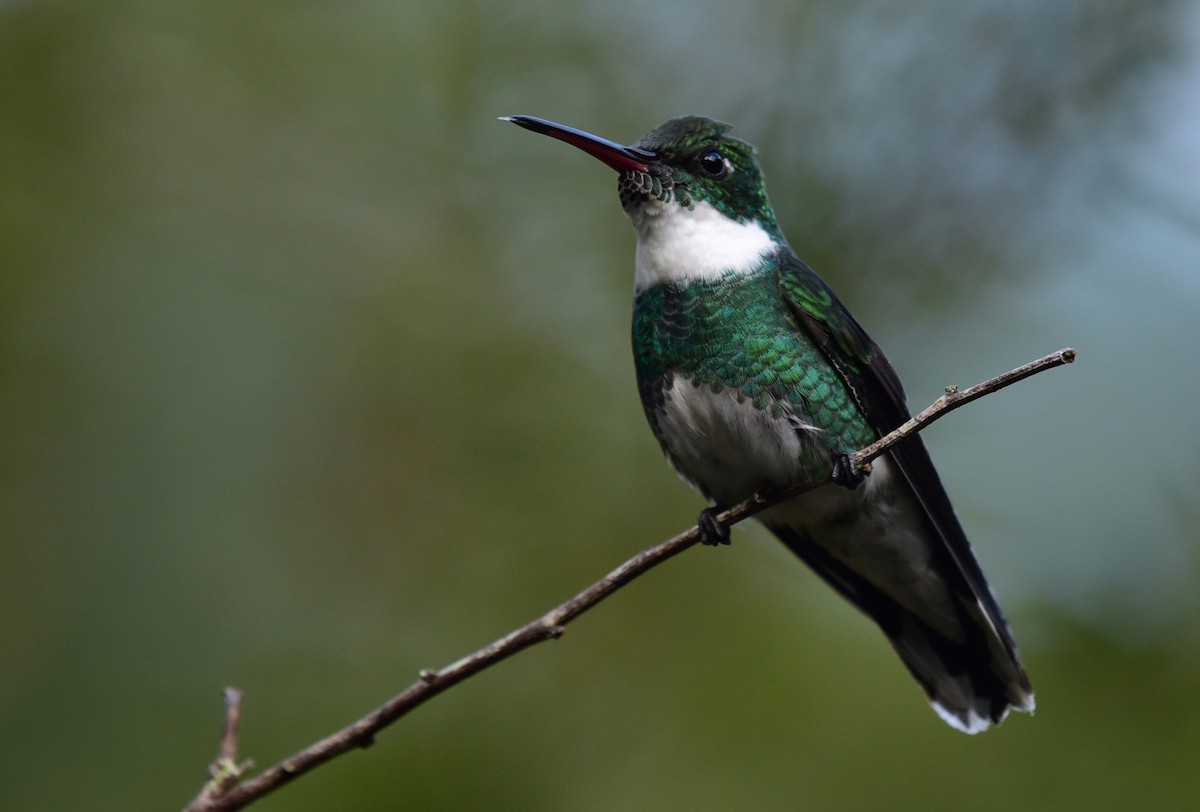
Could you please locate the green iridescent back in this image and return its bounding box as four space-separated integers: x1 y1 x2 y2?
632 261 877 457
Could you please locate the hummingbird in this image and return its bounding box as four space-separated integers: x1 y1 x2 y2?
503 114 1034 733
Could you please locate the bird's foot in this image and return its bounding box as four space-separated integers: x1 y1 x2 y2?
697 506 731 546
831 453 868 490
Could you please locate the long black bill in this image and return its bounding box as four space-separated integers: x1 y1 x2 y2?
502 115 657 173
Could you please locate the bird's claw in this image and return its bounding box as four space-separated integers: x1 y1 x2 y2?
831 453 868 490
698 506 731 546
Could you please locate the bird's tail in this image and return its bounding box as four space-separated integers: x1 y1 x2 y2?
768 524 1034 733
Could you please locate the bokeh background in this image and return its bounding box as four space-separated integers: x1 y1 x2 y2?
3 1 1199 809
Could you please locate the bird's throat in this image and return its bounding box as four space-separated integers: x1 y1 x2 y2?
632 199 776 292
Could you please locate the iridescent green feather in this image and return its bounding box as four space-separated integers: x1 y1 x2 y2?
632 260 877 459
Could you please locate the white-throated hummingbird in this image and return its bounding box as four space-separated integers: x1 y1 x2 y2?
504 114 1034 733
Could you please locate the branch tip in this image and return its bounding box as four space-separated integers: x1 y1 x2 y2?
216 686 245 774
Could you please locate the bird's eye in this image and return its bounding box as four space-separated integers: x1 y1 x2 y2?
698 149 728 177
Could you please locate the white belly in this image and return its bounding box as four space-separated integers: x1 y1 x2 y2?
653 377 828 505
654 376 958 628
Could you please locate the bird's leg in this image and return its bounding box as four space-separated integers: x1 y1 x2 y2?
697 505 731 546
831 453 868 490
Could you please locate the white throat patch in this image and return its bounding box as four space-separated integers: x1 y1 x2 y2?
631 199 775 292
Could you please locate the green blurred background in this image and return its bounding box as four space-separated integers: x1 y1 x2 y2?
3 1 1199 809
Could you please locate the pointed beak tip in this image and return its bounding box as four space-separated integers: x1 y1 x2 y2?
501 116 561 140
499 115 538 131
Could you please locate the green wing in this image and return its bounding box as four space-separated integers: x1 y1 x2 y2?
775 254 908 434
775 252 1029 676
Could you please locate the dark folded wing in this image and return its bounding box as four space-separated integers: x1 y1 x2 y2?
775 251 1030 680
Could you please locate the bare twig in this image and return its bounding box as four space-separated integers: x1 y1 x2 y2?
852 347 1077 468
186 688 252 810
183 348 1076 812
217 688 246 768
